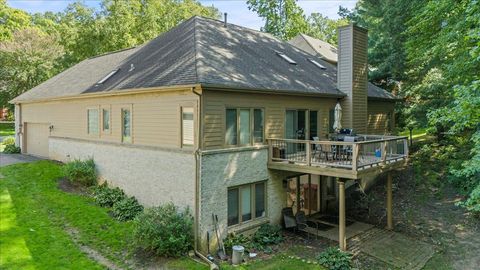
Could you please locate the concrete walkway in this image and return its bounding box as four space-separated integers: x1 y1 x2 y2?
0 153 41 167
348 227 436 270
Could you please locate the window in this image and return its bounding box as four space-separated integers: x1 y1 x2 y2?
182 107 194 146
239 109 251 145
225 108 264 146
87 108 99 135
102 108 110 132
122 108 131 143
309 111 318 140
227 182 266 226
253 109 264 143
275 51 297 65
308 58 326 70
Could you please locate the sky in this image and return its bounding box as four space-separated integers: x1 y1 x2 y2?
7 0 358 30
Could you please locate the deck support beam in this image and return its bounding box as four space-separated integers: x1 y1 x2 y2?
386 172 393 230
338 178 347 251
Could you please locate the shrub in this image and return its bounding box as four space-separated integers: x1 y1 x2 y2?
112 196 143 221
317 247 352 270
2 136 15 145
63 158 97 186
134 203 193 257
252 224 283 249
224 233 252 254
3 144 21 154
92 183 126 207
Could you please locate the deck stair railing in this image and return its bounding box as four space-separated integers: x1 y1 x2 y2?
268 135 408 172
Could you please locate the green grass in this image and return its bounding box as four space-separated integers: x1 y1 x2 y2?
0 122 14 137
0 161 105 269
399 127 428 140
0 161 207 269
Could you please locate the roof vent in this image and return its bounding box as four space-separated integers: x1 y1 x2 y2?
129 64 135 72
224 13 227 27
308 58 326 69
275 51 297 65
96 69 119 85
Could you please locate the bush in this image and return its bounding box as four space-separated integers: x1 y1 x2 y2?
112 196 143 221
252 224 283 249
317 247 352 270
92 183 126 207
224 233 252 254
134 203 193 257
3 144 21 154
63 158 97 186
2 136 15 145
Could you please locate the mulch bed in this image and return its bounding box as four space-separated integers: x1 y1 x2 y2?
57 177 90 195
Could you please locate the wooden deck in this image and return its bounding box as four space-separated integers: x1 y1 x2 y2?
267 135 408 179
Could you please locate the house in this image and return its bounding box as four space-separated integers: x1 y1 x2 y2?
289 33 400 135
12 16 408 253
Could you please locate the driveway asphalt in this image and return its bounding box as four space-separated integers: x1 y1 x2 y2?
0 153 41 167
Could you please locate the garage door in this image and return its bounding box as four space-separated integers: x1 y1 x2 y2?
25 123 50 158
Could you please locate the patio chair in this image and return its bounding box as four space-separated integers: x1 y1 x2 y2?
282 207 297 230
320 143 334 161
295 211 319 239
342 136 355 161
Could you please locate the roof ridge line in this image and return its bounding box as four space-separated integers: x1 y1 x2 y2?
88 46 138 60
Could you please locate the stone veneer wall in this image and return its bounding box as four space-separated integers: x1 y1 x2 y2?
49 137 196 208
197 147 288 253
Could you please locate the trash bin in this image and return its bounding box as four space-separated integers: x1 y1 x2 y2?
231 245 244 265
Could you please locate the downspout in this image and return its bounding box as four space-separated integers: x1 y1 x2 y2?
192 87 218 270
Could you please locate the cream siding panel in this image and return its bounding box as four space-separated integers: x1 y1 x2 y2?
367 100 395 135
202 90 337 150
20 89 198 149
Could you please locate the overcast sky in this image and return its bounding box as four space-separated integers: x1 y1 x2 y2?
7 0 358 30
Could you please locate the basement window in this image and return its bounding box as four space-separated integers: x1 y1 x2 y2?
96 69 119 85
275 51 297 65
308 58 326 70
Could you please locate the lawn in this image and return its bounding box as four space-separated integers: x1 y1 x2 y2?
399 127 428 140
0 161 206 269
0 122 14 137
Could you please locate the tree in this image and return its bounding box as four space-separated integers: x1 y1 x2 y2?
247 0 308 40
305 13 348 45
0 0 31 41
0 28 64 109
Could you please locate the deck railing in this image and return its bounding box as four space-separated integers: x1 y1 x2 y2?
268 135 408 172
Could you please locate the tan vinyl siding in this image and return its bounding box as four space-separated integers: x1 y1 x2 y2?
338 25 368 133
20 89 198 149
202 90 337 150
367 100 395 135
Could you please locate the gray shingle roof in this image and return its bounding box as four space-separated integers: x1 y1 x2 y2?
13 17 355 103
289 33 400 101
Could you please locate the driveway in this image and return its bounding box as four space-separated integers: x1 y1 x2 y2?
0 153 41 167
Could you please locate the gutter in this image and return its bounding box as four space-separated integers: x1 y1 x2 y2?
200 83 346 99
191 87 218 270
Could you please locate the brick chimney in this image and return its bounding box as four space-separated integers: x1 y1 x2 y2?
337 24 368 134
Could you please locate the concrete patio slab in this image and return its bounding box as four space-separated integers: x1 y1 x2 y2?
349 228 436 270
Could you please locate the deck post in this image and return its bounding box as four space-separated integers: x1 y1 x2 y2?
306 140 311 166
338 179 347 251
386 172 393 230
